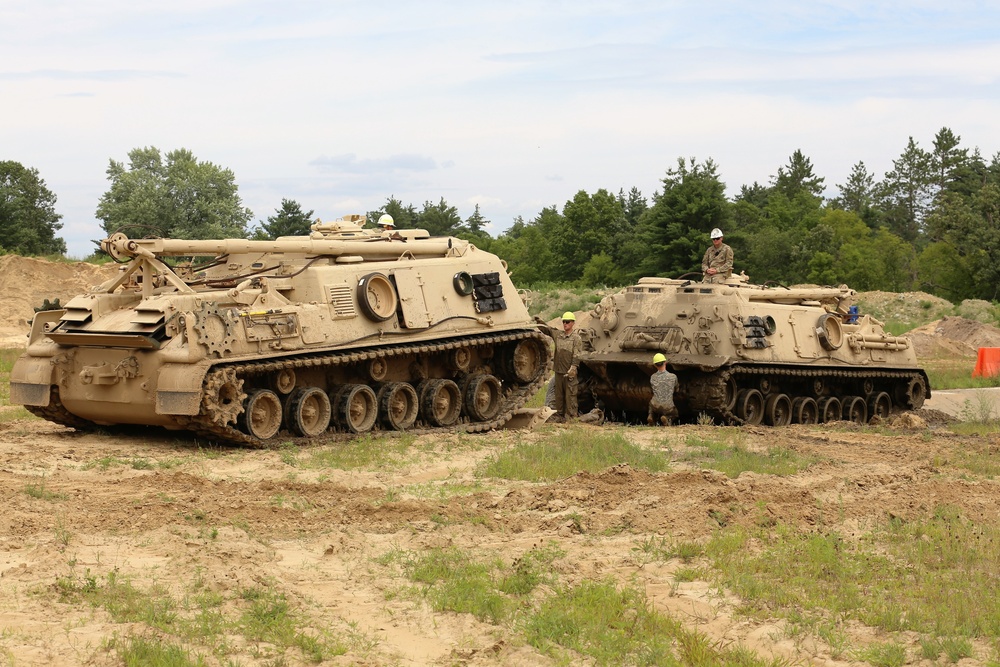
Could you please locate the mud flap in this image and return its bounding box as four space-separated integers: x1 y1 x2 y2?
156 362 213 416
9 356 56 406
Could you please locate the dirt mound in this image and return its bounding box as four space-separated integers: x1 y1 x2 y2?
0 255 119 346
854 290 954 328
906 316 1000 358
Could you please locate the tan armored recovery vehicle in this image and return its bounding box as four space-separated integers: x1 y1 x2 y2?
574 273 929 425
11 216 551 445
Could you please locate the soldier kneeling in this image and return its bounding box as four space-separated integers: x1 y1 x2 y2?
647 353 678 426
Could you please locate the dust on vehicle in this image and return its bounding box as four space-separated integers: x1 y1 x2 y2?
10 216 551 445
573 272 929 425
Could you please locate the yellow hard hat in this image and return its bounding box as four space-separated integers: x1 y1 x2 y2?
652 353 667 364
562 311 576 322
377 214 395 228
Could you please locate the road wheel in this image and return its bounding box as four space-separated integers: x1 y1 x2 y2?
464 374 503 422
868 391 892 420
764 393 792 426
817 396 842 423
736 389 764 425
286 387 332 437
378 382 419 431
237 389 283 440
842 395 868 425
791 397 818 424
333 384 378 433
420 379 462 427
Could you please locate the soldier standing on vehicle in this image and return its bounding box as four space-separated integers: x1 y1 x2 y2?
648 352 678 426
702 228 733 284
535 311 583 423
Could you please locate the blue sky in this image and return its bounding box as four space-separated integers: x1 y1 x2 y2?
3 1 1000 257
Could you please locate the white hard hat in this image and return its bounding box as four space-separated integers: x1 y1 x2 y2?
711 228 724 239
377 214 395 228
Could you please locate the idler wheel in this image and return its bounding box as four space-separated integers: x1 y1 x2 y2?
286 387 332 437
463 374 503 422
237 389 283 440
502 338 546 384
378 382 419 431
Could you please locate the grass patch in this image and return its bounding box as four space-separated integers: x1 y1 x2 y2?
707 505 1000 643
108 633 206 667
23 477 68 501
476 427 669 481
386 545 778 667
288 432 417 470
681 432 818 478
396 545 563 623
524 579 784 667
83 455 159 471
54 569 350 664
923 356 1000 390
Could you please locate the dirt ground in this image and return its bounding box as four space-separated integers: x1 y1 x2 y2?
2 257 1000 666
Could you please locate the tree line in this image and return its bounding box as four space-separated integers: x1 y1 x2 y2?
1 128 996 302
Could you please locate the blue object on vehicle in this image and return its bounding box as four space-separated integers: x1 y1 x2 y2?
847 305 859 324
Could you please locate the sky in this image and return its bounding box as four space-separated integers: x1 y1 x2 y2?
4 1 1000 258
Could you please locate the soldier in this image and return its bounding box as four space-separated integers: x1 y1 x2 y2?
647 352 678 426
535 311 583 423
702 228 733 284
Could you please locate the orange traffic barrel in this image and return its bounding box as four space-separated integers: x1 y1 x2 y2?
973 347 1000 377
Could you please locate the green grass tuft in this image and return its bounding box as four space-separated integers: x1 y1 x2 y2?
477 428 669 481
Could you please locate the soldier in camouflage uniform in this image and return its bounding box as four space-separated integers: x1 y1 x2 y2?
648 352 678 426
535 311 583 422
702 228 733 284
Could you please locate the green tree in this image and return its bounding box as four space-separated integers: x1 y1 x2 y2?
455 204 493 246
833 161 880 228
550 189 624 283
368 196 416 230
251 199 314 240
773 149 825 200
879 137 933 242
0 161 66 255
490 213 558 285
416 198 461 236
96 147 252 240
638 158 729 278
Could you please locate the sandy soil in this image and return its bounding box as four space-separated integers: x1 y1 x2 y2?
2 256 1000 665
1 415 997 666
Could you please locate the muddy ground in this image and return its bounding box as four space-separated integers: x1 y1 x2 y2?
2 256 1000 666
1 412 998 666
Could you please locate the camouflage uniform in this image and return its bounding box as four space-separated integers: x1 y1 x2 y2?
539 324 583 420
648 368 678 425
701 242 733 284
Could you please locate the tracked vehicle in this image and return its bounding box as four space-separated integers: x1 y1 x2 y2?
574 273 929 425
10 216 551 445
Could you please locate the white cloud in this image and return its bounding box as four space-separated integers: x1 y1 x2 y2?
2 1 1000 257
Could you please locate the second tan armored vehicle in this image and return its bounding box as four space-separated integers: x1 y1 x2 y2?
573 273 929 425
10 216 551 445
